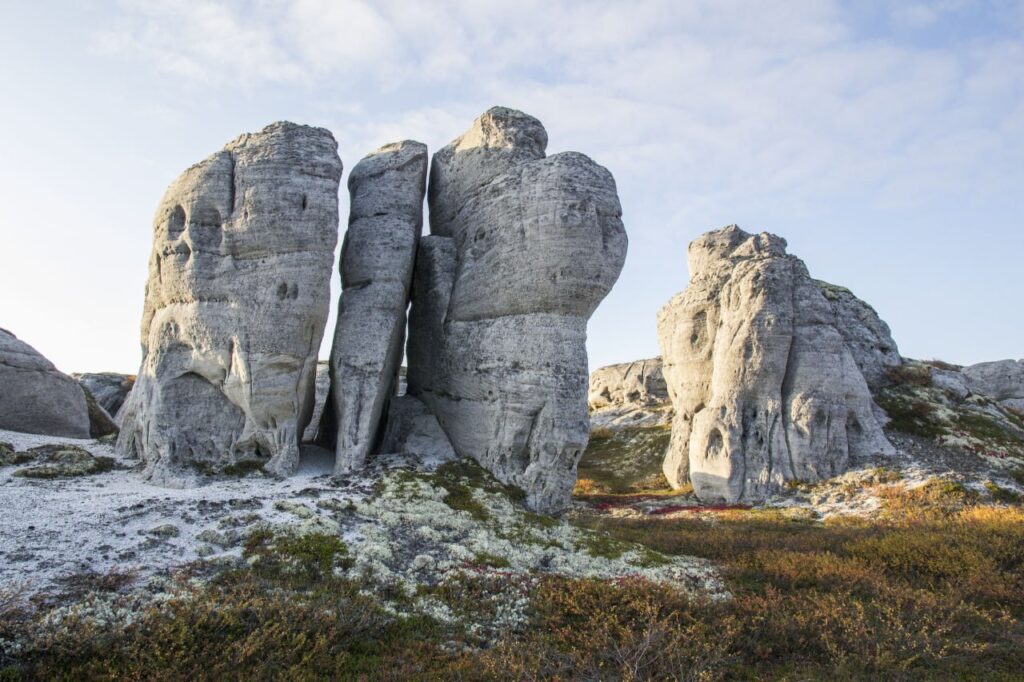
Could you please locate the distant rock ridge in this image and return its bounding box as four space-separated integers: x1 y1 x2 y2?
963 360 1024 412
657 225 895 503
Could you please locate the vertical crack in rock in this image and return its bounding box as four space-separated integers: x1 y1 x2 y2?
406 107 627 514
321 140 428 473
116 122 342 485
657 225 895 503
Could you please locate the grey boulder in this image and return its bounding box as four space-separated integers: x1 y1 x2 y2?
657 226 893 503
322 141 428 473
0 329 91 438
73 373 135 419
964 360 1024 411
117 122 342 484
406 107 627 514
588 358 668 410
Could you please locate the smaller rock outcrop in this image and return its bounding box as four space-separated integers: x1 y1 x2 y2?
588 358 673 431
323 140 428 473
0 329 91 438
589 358 668 410
378 395 457 463
74 373 135 418
964 360 1024 412
816 282 902 390
657 226 893 503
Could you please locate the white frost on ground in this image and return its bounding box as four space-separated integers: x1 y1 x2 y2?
0 428 723 604
0 428 366 591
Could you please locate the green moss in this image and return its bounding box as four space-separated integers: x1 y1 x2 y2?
955 413 1018 445
576 425 673 496
441 483 490 521
984 481 1022 504
876 393 946 439
243 529 349 584
471 552 511 568
815 279 852 302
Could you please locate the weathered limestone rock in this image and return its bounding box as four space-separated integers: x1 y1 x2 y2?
74 373 135 418
588 358 668 410
0 329 91 438
657 226 893 502
301 361 330 443
964 360 1024 411
117 122 342 484
407 107 627 514
816 281 901 389
378 395 457 463
322 141 428 473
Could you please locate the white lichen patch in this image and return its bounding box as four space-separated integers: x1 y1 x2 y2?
342 466 725 604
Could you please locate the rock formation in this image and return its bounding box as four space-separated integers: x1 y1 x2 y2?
816 281 901 389
117 122 342 484
589 358 668 410
0 328 91 438
406 107 627 514
964 360 1024 411
657 226 893 502
322 141 428 473
301 361 330 443
74 373 135 419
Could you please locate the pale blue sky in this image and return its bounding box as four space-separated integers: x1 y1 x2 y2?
1 0 1021 375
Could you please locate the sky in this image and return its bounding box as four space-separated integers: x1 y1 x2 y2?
0 0 1022 375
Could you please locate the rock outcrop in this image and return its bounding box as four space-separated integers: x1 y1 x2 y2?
322 141 428 473
403 104 626 509
589 358 668 410
74 373 135 419
406 107 627 514
0 329 91 438
816 281 901 389
657 226 893 502
964 360 1024 411
301 361 329 443
117 122 342 484
588 358 673 431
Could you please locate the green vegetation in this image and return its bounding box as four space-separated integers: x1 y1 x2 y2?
874 393 945 439
2 493 1023 679
576 425 673 495
986 481 1023 504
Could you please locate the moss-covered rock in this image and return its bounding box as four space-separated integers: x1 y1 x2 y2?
12 444 115 479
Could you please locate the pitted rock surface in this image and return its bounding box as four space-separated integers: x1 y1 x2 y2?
657 225 893 503
322 141 427 473
406 107 627 514
0 329 90 438
117 122 342 485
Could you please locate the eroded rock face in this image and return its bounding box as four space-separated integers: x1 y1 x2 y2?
816 282 901 389
323 141 427 473
657 226 893 502
964 360 1024 411
74 373 135 419
0 329 90 438
406 107 627 514
588 358 668 410
117 122 342 484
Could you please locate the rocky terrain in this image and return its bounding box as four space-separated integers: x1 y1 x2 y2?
1 115 1022 680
